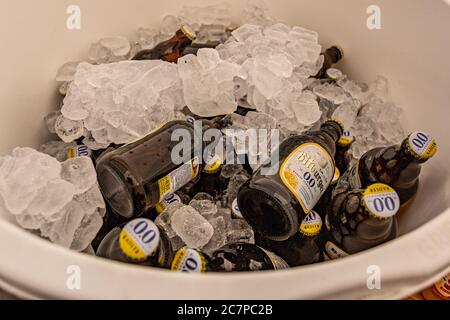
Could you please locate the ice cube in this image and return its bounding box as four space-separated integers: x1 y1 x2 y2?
62 60 182 146
178 49 242 117
39 141 77 162
227 219 255 244
56 61 81 82
160 15 181 35
332 99 360 129
88 36 131 64
201 215 228 255
0 148 62 215
60 157 97 195
189 199 218 218
313 83 351 105
54 115 85 143
171 205 214 249
192 192 214 201
293 91 322 126
44 110 62 134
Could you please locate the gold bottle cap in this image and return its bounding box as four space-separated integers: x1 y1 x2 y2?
326 68 343 81
226 25 239 33
405 131 437 161
203 154 222 174
337 130 355 147
119 218 160 262
326 118 345 133
361 183 400 220
171 247 207 273
180 25 197 41
299 211 323 237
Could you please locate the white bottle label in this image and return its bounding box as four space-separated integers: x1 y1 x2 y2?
157 157 200 201
280 143 334 213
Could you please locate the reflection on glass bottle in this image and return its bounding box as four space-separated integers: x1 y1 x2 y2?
238 119 343 241
314 46 345 79
96 120 212 218
333 131 438 205
208 243 289 272
96 218 173 268
256 211 324 267
323 183 400 259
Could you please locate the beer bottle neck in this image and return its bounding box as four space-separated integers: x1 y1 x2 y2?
321 120 343 143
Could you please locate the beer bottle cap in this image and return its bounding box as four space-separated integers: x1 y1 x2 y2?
326 118 345 133
405 131 437 161
204 154 222 174
156 193 182 214
67 144 92 159
331 167 341 185
231 198 243 219
180 25 197 41
171 247 207 273
299 211 323 236
119 218 160 262
326 68 343 81
225 25 239 33
337 130 355 147
362 183 400 220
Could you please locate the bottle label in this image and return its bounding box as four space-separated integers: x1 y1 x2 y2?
259 247 290 270
280 143 334 213
171 248 206 273
67 144 91 159
407 131 437 160
156 193 182 214
158 157 200 201
433 275 450 298
299 211 323 237
232 198 243 219
324 241 348 259
119 218 160 261
332 167 340 184
362 183 400 219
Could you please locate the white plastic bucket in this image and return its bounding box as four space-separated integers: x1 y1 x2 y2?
0 0 449 299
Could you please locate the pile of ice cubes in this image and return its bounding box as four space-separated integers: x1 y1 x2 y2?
156 165 254 256
0 148 105 251
0 0 405 254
